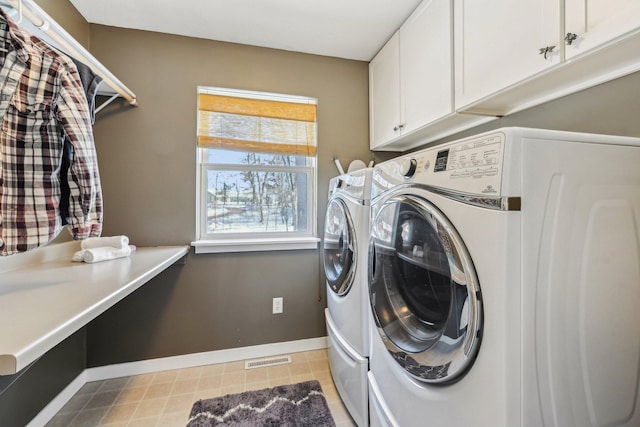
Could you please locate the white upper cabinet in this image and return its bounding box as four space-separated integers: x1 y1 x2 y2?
400 0 452 136
454 0 640 116
369 31 401 149
565 0 640 59
454 0 560 113
370 0 640 150
370 0 494 151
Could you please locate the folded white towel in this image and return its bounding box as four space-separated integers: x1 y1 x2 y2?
72 250 86 262
72 245 135 263
82 245 132 264
81 235 129 250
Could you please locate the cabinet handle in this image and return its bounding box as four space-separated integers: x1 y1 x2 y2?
393 124 405 132
565 32 578 45
538 45 556 59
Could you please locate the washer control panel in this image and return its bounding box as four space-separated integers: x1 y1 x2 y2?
411 132 506 196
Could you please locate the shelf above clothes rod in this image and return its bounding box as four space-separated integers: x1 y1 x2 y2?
1 0 138 107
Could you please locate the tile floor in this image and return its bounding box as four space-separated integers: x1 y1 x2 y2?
45 349 356 426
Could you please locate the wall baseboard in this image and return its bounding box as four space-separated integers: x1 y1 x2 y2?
29 337 327 426
85 336 328 381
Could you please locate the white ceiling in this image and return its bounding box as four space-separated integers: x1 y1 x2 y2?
69 0 422 61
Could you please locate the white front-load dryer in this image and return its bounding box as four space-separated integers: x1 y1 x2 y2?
323 168 373 427
367 128 640 427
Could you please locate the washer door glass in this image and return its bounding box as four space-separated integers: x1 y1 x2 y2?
323 198 357 295
369 195 482 384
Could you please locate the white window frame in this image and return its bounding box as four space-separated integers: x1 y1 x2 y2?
191 87 319 254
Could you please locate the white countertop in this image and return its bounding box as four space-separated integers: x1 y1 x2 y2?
0 241 189 375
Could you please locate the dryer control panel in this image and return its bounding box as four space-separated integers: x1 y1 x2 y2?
410 132 506 196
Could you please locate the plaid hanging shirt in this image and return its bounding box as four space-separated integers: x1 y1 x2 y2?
0 10 103 256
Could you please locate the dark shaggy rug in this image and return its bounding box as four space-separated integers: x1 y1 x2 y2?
186 380 336 426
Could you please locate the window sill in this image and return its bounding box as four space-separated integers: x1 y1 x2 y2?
191 237 320 254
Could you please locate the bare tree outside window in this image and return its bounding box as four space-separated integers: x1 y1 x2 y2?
205 153 309 234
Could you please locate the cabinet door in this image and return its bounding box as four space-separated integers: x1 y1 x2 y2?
454 0 560 110
565 0 640 59
369 32 400 148
400 0 453 135
369 32 401 149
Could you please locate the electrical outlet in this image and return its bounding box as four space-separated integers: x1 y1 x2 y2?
272 297 283 314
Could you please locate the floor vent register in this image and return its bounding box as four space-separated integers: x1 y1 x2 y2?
245 355 292 369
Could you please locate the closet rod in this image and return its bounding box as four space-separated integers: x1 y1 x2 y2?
2 0 138 107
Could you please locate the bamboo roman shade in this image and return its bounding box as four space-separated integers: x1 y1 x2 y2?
197 90 317 156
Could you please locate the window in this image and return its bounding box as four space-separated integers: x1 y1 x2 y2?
192 87 319 253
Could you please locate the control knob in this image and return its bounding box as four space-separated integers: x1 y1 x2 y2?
400 158 417 178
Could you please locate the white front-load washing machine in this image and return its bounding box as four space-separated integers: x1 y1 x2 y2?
367 127 640 427
323 167 373 427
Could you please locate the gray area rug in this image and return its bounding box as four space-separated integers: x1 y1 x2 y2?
186 380 336 426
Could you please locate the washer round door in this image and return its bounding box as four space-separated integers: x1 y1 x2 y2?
369 194 483 384
323 198 357 296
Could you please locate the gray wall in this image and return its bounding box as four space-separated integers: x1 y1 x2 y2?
420 70 640 147
85 25 373 366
